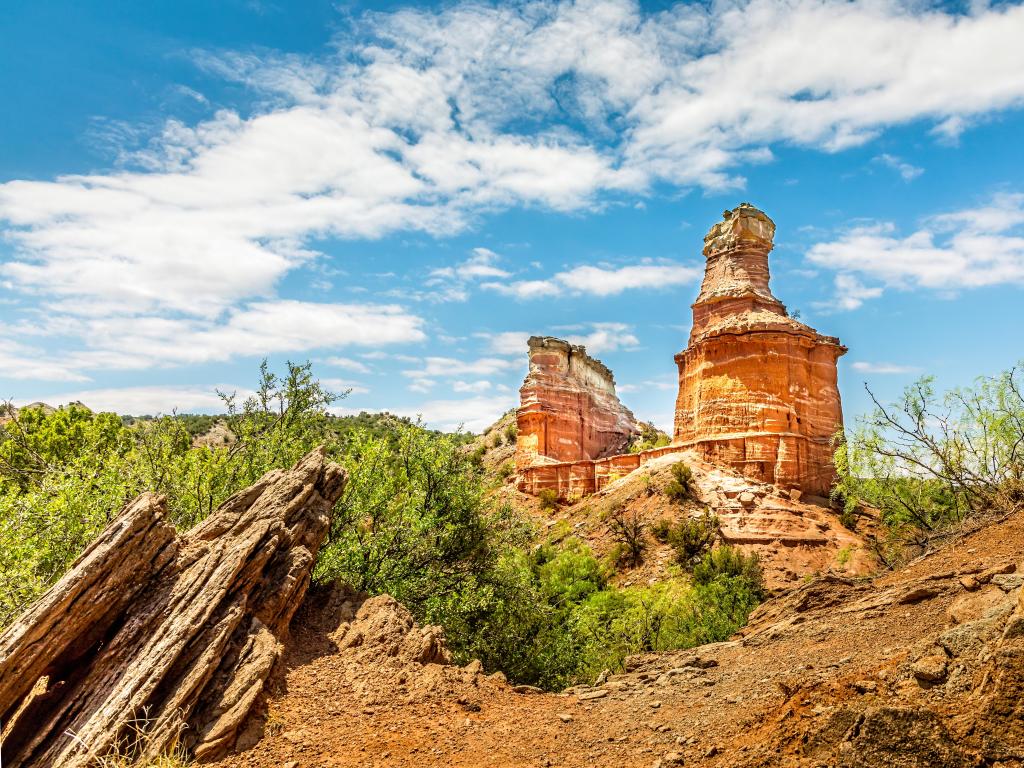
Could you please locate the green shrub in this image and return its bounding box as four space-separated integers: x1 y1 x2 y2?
0 361 345 626
834 366 1024 549
651 518 672 543
604 504 646 568
666 511 719 567
468 444 487 467
504 423 518 444
664 461 696 503
691 546 764 598
629 422 671 453
538 488 559 510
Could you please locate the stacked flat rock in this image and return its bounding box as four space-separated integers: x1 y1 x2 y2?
672 203 846 496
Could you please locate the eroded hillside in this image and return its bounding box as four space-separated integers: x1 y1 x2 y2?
209 507 1024 768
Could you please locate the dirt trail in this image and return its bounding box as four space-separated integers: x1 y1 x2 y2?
211 511 1024 768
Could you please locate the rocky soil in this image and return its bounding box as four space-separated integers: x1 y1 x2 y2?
490 449 874 592
210 509 1024 768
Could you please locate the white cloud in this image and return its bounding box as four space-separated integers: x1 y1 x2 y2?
425 247 512 302
618 376 676 394
557 263 700 297
808 192 1024 309
0 340 90 383
41 301 427 374
478 330 533 355
476 322 639 357
404 356 521 379
452 380 493 393
318 377 370 395
323 356 372 374
399 394 517 432
483 279 563 300
484 260 701 300
4 0 1024 378
565 322 640 354
19 385 245 415
850 361 922 374
873 153 923 181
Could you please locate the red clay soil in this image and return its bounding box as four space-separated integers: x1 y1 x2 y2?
209 509 1024 768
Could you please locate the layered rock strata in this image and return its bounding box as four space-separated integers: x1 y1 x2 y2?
516 336 639 469
673 204 846 496
0 448 346 767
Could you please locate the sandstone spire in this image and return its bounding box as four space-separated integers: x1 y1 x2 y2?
673 203 847 496
516 336 639 468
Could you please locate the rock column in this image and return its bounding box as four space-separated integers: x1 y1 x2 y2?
673 204 846 497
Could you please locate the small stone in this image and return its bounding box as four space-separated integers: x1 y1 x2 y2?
992 573 1024 592
911 654 948 684
650 700 662 708
738 491 756 506
578 689 609 701
958 575 980 591
662 752 685 765
512 684 545 694
284 762 299 768
463 658 483 675
899 586 939 604
557 712 574 722
852 680 877 693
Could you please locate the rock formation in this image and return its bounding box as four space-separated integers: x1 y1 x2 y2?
0 448 345 768
673 203 846 496
516 336 639 468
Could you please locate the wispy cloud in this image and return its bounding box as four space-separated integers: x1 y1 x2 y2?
17 384 249 415
873 153 923 181
809 192 1024 309
850 361 922 374
3 0 1024 376
403 356 521 380
484 261 700 299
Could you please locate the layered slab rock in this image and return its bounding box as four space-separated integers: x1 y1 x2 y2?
0 448 346 767
673 203 846 496
516 336 639 469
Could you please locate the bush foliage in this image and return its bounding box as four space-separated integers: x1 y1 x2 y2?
834 365 1024 562
0 361 764 690
664 461 696 503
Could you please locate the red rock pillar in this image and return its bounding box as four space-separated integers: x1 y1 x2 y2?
515 336 639 469
673 204 847 497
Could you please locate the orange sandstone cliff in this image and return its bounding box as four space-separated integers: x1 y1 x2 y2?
673 203 846 497
516 336 639 468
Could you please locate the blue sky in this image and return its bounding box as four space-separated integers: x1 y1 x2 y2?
2 0 1024 432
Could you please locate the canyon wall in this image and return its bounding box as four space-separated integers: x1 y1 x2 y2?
516 336 639 469
673 203 846 496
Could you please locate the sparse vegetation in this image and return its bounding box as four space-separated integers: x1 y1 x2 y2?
834 364 1024 563
0 362 765 696
604 503 647 567
691 546 764 596
651 517 672 542
629 421 671 453
664 461 696 502
538 487 559 510
665 511 720 567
